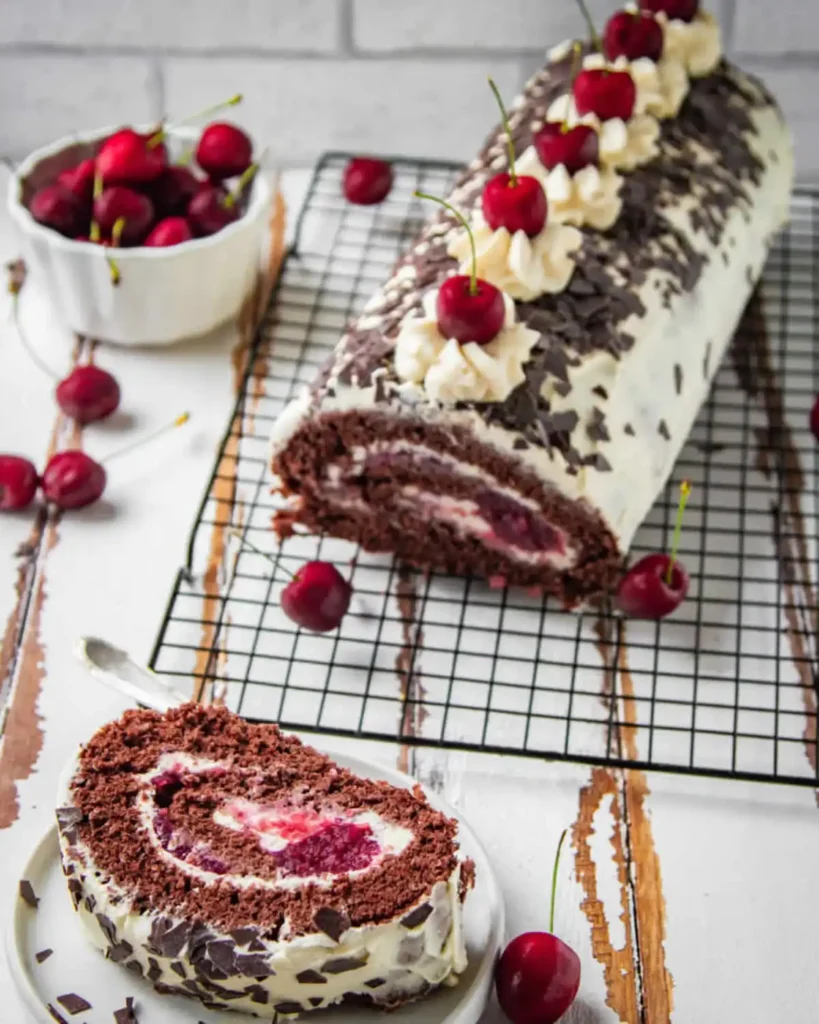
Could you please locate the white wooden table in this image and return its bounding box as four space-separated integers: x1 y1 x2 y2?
1 166 818 1024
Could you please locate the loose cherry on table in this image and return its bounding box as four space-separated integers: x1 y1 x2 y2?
617 480 692 619
495 831 581 1024
534 122 600 174
639 0 699 23
482 78 547 237
93 186 155 245
414 191 506 346
281 561 353 633
41 451 107 510
342 157 394 205
0 456 39 511
144 217 194 247
604 8 664 62
55 365 121 424
195 122 253 181
29 184 85 238
96 128 168 186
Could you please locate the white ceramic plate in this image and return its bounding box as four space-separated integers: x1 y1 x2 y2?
7 751 503 1024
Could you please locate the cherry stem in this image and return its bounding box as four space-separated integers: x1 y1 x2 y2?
147 94 243 148
666 479 692 584
549 829 568 935
487 77 517 187
102 413 189 464
8 289 60 381
564 42 584 131
228 528 295 580
575 0 601 52
224 156 264 209
90 170 103 243
105 217 126 286
414 190 478 295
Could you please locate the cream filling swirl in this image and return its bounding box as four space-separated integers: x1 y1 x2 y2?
580 49 689 120
658 10 722 78
515 146 623 230
394 291 539 405
447 209 581 301
547 91 660 172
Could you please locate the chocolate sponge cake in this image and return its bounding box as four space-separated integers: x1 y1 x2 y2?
271 6 793 608
56 704 474 1017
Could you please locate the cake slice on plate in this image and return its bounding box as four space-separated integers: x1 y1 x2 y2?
56 703 474 1017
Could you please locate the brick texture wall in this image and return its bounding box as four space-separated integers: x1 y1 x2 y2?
1 0 816 175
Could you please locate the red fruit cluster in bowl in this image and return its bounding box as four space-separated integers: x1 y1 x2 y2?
26 113 256 251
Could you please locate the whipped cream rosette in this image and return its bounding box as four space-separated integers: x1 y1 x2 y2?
547 88 660 172
514 145 623 230
658 8 722 78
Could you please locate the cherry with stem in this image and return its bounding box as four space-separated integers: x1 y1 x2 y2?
414 190 506 346
665 478 691 584
146 94 243 149
575 0 602 53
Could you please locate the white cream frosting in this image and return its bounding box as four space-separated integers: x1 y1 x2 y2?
447 209 581 302
547 90 661 172
57 750 469 1018
659 10 722 78
394 290 539 404
515 146 623 230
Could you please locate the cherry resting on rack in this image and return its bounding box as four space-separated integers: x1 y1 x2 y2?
281 561 352 633
343 158 394 205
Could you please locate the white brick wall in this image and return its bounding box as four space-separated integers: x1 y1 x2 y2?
1 0 817 175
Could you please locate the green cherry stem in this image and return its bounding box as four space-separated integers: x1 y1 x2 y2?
89 169 103 243
224 153 266 209
7 261 60 381
666 479 692 584
487 77 517 186
106 216 127 286
103 413 190 464
414 190 478 295
575 0 601 52
563 42 584 132
147 93 243 148
549 829 568 935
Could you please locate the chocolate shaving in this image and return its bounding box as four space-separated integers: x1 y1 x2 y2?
674 363 683 395
313 907 349 942
296 969 327 984
321 954 369 974
19 879 38 908
56 993 92 1015
624 423 635 436
47 1005 69 1024
401 902 434 928
591 385 608 399
35 948 53 963
658 420 671 440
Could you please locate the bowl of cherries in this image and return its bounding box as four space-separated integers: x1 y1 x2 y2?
6 98 271 346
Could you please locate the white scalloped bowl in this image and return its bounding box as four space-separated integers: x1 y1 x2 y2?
7 125 272 347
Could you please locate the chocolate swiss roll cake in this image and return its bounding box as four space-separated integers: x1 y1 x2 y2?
271 4 794 607
56 704 474 1017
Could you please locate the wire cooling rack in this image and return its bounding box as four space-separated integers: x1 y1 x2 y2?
149 152 819 788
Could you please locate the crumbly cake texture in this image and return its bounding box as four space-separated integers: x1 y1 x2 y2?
56 704 474 1017
271 46 793 607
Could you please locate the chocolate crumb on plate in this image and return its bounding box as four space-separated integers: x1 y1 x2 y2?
47 1005 69 1024
35 948 53 963
113 995 138 1024
56 993 92 1015
19 879 39 908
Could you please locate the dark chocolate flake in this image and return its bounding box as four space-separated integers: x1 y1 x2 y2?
114 1002 138 1024
148 917 190 959
147 957 162 983
171 960 187 978
591 385 608 400
296 969 327 984
365 977 386 989
56 807 83 842
321 954 369 974
401 902 434 929
35 948 53 963
235 952 274 977
19 879 38 908
309 997 325 1008
47 1005 69 1024
124 960 144 978
274 1002 304 1015
245 984 269 1005
230 927 258 947
107 940 133 963
313 907 349 942
674 363 683 395
658 419 671 440
624 423 635 436
512 438 529 451
56 993 92 1015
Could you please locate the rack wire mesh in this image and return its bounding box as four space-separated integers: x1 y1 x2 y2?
149 152 819 788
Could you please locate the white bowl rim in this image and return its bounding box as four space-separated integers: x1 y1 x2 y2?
6 122 272 260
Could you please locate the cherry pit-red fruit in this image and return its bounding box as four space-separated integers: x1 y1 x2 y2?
573 68 637 122
534 122 600 173
604 9 664 62
436 276 505 346
56 158 96 207
30 184 85 238
41 451 107 511
496 931 581 1024
343 158 394 205
93 187 155 245
639 0 699 23
187 186 237 237
482 174 547 237
281 561 352 633
617 552 689 619
0 455 39 511
145 217 194 247
195 122 253 181
55 366 121 425
97 128 167 185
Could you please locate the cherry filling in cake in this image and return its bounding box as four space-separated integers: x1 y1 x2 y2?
144 759 408 884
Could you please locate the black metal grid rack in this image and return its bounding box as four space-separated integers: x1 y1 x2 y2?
149 152 819 788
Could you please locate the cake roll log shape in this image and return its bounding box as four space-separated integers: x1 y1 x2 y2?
270 31 794 608
56 704 474 1018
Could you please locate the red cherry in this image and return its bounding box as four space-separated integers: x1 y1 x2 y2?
639 0 699 23
96 128 167 185
195 122 253 181
482 174 547 237
187 186 238 237
281 561 352 633
41 451 106 510
604 9 664 62
144 217 194 247
56 158 96 206
343 158 394 205
436 275 505 346
617 553 689 619
55 366 121 424
534 123 600 173
0 456 39 511
149 166 202 217
29 184 85 237
94 186 154 245
810 396 819 441
496 931 581 1024
573 69 637 122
